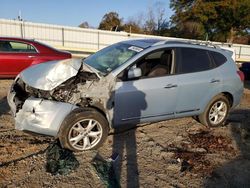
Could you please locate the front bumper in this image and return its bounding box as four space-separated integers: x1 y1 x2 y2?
8 91 77 137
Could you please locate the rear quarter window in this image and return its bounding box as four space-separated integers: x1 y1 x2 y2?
176 47 214 74
210 51 227 67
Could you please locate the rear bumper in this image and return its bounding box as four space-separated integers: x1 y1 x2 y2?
7 91 77 136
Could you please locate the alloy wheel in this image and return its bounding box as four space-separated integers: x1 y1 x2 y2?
68 119 103 150
208 101 227 125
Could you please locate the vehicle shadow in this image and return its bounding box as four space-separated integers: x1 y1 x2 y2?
0 96 10 117
109 82 147 187
203 108 250 187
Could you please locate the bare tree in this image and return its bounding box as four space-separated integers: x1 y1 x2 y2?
143 1 169 35
144 6 157 34
155 1 169 34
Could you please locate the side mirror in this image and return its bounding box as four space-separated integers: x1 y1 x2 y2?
128 67 142 79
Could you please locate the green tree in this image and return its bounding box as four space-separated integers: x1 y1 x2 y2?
98 12 123 31
176 21 205 39
214 0 250 42
170 0 250 42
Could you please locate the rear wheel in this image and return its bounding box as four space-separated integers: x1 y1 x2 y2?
58 109 109 152
198 94 230 127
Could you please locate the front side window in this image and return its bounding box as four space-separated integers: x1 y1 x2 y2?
118 49 174 81
136 49 173 78
84 43 142 74
176 48 214 74
0 41 36 53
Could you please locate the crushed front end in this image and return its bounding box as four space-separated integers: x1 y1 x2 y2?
7 74 79 137
7 58 114 137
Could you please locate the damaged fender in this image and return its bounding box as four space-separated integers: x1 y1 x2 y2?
15 97 77 136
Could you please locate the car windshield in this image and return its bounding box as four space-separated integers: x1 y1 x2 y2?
83 43 143 74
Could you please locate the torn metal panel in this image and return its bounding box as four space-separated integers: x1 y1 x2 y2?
50 71 99 103
20 58 83 91
77 74 115 99
73 74 116 125
15 97 77 136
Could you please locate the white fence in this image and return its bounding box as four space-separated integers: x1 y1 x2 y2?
0 18 250 61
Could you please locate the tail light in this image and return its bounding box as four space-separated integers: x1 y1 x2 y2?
237 70 245 82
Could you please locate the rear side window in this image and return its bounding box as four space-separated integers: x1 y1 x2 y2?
0 41 36 53
210 51 227 67
176 48 214 74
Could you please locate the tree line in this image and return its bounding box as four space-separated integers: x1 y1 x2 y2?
79 0 250 44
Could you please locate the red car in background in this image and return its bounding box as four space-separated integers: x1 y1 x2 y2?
0 37 71 78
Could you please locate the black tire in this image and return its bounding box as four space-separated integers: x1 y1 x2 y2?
58 108 109 152
198 94 230 127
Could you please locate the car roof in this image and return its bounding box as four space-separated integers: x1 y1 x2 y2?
121 38 223 51
122 38 165 48
0 37 37 43
0 37 67 54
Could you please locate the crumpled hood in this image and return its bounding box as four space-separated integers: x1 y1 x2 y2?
20 58 83 91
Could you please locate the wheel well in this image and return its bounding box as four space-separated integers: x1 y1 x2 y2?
75 99 110 126
88 106 107 119
87 105 112 129
222 92 233 107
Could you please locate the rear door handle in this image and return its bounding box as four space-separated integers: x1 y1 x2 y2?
210 79 220 83
28 55 35 58
164 84 178 89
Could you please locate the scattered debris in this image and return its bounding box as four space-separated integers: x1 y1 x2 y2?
46 140 79 175
188 132 234 152
180 160 193 172
91 153 120 188
186 125 210 135
108 152 119 162
169 131 236 174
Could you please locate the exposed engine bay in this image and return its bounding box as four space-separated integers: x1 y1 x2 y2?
13 71 100 112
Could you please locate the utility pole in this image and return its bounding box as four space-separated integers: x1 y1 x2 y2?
18 10 23 21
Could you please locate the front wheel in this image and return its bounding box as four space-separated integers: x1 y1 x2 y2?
198 94 230 127
58 109 109 152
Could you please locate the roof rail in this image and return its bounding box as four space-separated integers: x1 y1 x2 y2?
163 39 221 49
188 40 221 49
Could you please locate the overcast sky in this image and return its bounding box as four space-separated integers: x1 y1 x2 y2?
0 0 173 27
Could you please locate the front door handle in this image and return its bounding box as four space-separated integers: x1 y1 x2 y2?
164 84 178 89
28 55 35 58
210 79 220 83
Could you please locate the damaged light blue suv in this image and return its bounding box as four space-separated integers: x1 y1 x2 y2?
8 39 244 151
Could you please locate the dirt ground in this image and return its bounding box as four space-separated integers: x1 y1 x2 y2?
1 79 250 188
